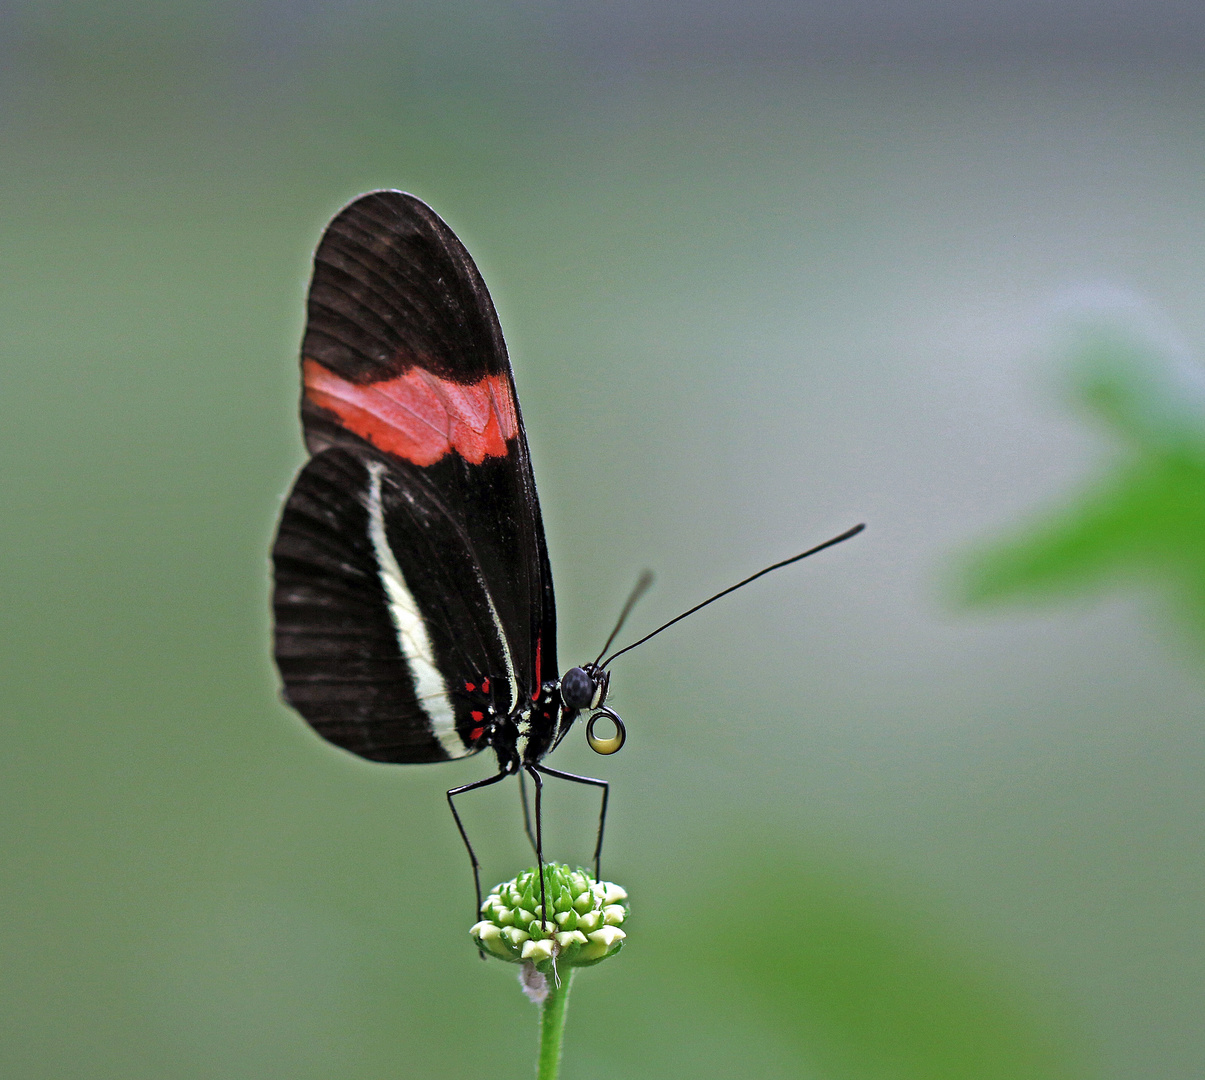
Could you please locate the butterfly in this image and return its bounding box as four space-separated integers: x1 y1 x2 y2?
270 190 863 925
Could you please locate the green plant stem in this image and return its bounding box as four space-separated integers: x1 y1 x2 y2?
537 968 575 1080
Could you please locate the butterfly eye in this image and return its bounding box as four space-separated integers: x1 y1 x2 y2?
560 666 596 711
586 707 626 755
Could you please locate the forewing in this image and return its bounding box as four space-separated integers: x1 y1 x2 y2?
299 189 514 461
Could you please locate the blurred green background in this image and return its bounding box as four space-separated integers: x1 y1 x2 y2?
3 3 1205 1078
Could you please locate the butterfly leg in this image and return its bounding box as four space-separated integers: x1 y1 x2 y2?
447 769 512 948
533 764 610 882
518 769 538 855
524 764 552 933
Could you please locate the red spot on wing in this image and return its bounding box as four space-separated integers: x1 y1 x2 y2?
532 637 542 700
304 358 519 466
464 681 476 692
470 726 485 742
481 677 490 694
471 711 484 722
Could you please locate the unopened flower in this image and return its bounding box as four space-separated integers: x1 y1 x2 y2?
470 864 629 977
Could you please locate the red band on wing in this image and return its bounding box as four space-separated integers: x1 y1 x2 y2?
304 358 519 466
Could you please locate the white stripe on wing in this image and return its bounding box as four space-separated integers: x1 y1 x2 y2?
366 462 466 759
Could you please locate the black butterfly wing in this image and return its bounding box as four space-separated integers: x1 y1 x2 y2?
272 191 559 764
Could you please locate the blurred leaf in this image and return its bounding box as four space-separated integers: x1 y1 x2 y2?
656 847 1088 1080
960 318 1205 646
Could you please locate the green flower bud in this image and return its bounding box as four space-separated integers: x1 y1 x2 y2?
471 863 629 977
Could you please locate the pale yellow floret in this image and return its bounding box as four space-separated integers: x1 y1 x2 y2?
588 926 625 949
503 927 531 947
520 938 557 963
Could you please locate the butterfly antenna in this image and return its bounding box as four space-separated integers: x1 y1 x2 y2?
599 523 865 668
593 570 655 666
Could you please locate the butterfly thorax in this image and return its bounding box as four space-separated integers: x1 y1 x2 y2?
500 682 570 767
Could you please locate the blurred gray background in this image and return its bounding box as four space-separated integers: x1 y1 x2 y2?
2 3 1204 1078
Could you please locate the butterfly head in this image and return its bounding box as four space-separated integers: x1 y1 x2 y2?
559 662 625 756
560 663 608 711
